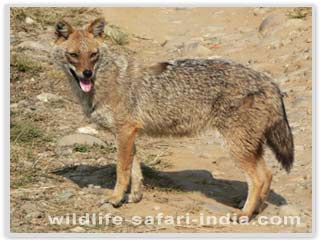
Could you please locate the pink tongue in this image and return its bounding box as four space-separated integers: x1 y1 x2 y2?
79 79 92 92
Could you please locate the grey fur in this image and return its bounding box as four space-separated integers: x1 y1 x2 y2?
53 41 294 171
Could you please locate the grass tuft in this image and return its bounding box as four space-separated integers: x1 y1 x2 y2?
10 121 44 143
287 8 311 19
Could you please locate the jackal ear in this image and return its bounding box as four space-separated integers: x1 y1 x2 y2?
86 18 106 38
55 20 74 39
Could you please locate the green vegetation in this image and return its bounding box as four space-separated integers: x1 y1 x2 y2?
10 121 44 143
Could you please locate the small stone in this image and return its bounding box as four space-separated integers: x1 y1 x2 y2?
77 126 98 135
57 134 107 147
36 93 62 103
25 17 35 24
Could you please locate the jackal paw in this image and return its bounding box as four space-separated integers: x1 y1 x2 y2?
125 191 143 203
103 194 125 208
256 202 267 214
229 210 252 223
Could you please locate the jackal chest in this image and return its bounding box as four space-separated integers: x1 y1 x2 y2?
90 105 115 132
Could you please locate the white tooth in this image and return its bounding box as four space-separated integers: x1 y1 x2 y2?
68 64 76 71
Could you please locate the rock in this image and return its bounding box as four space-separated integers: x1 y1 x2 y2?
77 126 98 135
279 205 300 216
70 226 86 233
17 41 48 52
25 17 35 24
259 14 287 35
36 93 62 103
57 134 107 147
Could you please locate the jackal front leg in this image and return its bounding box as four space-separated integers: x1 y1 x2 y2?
107 124 138 207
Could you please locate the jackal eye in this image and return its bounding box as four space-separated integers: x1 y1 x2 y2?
68 52 79 58
90 51 99 58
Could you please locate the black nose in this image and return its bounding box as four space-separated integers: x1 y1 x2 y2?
83 69 93 78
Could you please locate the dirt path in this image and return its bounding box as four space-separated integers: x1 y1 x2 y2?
10 7 312 233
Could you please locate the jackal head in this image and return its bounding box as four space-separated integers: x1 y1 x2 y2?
53 18 106 93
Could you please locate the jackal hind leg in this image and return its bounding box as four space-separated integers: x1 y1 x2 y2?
232 153 263 221
221 126 265 221
256 157 272 213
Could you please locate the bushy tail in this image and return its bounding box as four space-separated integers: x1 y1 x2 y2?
266 99 294 173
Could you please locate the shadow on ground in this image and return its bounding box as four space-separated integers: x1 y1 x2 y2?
53 163 287 209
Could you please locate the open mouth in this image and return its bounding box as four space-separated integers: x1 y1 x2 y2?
69 68 93 93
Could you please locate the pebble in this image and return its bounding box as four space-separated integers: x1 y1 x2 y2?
77 126 98 135
57 134 107 147
36 93 62 103
25 17 35 24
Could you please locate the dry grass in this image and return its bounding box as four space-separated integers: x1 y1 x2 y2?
10 7 101 32
10 54 43 82
287 7 311 19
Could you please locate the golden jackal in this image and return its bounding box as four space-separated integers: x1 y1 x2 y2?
52 18 294 220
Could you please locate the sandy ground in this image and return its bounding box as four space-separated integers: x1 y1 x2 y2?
10 7 312 233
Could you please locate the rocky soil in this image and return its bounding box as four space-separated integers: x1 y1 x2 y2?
10 7 312 233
